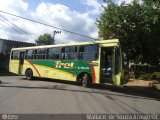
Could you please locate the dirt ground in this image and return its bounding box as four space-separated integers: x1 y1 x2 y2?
126 79 160 90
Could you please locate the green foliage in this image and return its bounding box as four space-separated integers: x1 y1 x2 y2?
35 33 54 45
97 0 160 65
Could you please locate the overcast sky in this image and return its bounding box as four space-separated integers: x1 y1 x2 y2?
0 0 133 44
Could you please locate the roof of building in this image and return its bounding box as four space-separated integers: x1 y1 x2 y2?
0 38 35 45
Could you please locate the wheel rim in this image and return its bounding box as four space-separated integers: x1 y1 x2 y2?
82 74 88 87
26 70 32 80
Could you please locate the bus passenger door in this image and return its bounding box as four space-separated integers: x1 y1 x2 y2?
100 47 113 84
100 46 122 85
19 51 25 74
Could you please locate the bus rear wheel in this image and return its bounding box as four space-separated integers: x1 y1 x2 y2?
25 69 33 80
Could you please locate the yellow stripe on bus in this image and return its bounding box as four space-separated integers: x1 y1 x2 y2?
34 64 77 78
9 60 77 80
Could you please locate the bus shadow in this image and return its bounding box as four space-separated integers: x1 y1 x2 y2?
21 77 78 86
20 77 160 100
92 84 160 99
0 82 160 101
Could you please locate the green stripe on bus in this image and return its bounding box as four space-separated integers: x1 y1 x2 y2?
31 60 92 76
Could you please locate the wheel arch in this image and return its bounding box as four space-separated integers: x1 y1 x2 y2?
76 72 92 83
25 68 35 77
25 68 34 80
25 68 33 74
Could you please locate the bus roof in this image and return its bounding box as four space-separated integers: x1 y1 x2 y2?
11 39 119 50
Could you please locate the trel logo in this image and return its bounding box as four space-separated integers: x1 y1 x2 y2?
55 61 74 68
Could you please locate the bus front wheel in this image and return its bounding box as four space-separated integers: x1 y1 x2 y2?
82 73 91 87
25 69 33 80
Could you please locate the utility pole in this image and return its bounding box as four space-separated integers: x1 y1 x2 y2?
52 30 61 44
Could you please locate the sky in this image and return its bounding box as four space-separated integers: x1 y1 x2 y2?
0 0 133 44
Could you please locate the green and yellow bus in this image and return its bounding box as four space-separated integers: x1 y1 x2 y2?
9 39 123 86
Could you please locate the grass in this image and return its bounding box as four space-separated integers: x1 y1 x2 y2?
0 70 18 76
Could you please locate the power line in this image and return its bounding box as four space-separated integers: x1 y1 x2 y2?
0 10 97 40
0 14 32 38
0 15 25 35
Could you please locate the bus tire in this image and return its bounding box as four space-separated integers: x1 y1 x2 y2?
82 73 91 87
25 69 33 80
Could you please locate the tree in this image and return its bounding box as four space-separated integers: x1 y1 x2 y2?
35 33 54 45
97 0 160 65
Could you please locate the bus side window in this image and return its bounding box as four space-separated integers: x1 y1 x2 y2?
48 47 61 60
61 47 67 59
46 49 49 59
26 50 33 59
36 49 47 59
12 50 20 60
66 46 77 60
79 45 98 60
25 50 28 59
33 49 37 59
79 46 84 59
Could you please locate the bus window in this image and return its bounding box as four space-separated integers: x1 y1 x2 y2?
65 46 77 52
66 46 77 60
79 45 98 60
48 47 61 59
12 50 20 60
61 47 67 60
61 46 77 60
68 53 77 59
33 49 37 59
36 49 47 59
25 50 33 59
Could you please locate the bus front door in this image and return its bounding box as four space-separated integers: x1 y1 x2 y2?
100 46 122 85
100 47 113 84
19 51 25 74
